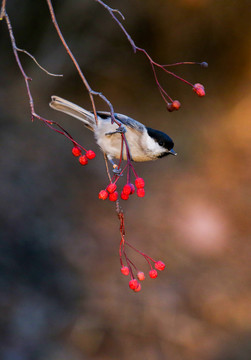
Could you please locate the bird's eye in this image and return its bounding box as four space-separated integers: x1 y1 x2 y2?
158 141 164 146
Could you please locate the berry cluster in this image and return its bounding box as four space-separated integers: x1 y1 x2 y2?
99 177 145 202
144 59 207 112
72 146 96 166
118 212 165 292
121 257 166 293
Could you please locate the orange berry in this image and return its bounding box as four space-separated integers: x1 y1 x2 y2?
137 271 145 281
99 190 108 200
134 283 142 292
171 100 181 111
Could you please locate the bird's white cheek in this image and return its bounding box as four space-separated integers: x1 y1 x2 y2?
144 135 164 156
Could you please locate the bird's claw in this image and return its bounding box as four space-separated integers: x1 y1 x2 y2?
105 125 126 136
112 164 123 175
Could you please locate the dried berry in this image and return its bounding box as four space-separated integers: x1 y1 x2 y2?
129 183 135 194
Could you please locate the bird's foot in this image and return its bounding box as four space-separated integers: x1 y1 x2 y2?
112 164 123 175
105 125 126 136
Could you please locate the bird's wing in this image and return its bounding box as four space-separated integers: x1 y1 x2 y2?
96 112 145 133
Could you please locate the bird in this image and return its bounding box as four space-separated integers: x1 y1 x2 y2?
49 96 177 165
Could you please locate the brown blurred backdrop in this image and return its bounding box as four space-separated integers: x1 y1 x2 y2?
0 1 251 359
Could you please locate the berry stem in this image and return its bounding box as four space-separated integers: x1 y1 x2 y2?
125 241 156 263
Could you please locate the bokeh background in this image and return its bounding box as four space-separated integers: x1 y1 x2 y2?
0 0 250 359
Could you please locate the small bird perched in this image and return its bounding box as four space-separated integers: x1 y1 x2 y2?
50 96 177 163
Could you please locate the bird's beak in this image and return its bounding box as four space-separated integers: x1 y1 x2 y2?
169 149 177 156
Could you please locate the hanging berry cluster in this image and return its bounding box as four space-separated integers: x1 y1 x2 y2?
99 177 145 202
118 212 166 292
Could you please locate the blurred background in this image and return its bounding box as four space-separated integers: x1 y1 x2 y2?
0 0 250 359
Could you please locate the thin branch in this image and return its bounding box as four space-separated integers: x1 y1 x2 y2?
16 47 63 77
103 153 112 182
3 11 85 150
95 0 136 52
45 0 100 126
0 0 6 19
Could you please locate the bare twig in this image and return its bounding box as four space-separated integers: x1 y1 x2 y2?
95 0 137 52
3 11 87 151
16 47 63 77
0 0 6 19
45 0 100 126
103 153 112 183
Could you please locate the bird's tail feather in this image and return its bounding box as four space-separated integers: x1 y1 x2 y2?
49 96 95 131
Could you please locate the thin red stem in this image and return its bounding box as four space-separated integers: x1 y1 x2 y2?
125 241 156 263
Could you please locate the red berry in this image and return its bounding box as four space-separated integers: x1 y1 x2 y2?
137 271 145 281
137 188 145 198
129 279 138 290
109 191 118 202
107 183 117 193
149 269 158 279
129 183 135 194
134 283 142 292
86 150 96 159
123 184 132 195
72 146 82 157
121 266 129 276
171 100 181 111
79 155 88 165
121 192 129 200
135 177 145 189
99 190 108 200
155 261 166 271
193 83 205 97
167 103 175 112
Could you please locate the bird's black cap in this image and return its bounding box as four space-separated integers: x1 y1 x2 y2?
146 127 174 152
